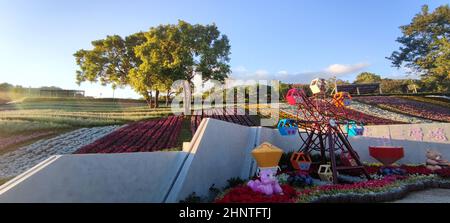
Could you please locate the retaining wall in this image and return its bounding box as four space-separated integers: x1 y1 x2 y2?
0 119 448 202
0 152 187 202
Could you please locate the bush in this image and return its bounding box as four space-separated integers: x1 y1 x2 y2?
224 177 245 189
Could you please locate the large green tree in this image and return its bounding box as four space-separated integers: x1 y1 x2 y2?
74 33 146 88
353 72 381 84
130 20 231 107
387 4 450 92
75 21 231 108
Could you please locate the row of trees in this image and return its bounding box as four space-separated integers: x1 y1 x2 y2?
0 82 63 92
351 72 421 94
278 71 433 98
74 20 231 107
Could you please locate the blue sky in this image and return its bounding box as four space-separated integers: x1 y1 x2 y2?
0 0 448 98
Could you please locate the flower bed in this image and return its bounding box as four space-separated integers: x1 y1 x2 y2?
0 131 55 151
280 105 402 125
302 175 450 203
356 96 450 122
215 185 298 203
191 108 256 134
0 126 119 178
398 96 450 109
214 165 450 203
75 116 184 153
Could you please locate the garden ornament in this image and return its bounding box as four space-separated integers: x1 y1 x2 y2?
247 167 283 196
426 149 450 171
248 142 284 195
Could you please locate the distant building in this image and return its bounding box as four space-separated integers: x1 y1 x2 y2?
39 89 85 97
336 83 381 95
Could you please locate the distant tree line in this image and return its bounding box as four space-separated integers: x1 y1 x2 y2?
0 82 63 93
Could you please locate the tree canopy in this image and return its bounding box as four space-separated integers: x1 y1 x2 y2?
353 72 382 84
387 4 450 92
74 20 231 107
74 33 146 88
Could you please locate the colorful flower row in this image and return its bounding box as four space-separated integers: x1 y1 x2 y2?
364 164 434 176
0 131 54 150
74 116 184 153
280 106 402 125
297 174 450 203
215 184 298 203
191 108 256 134
214 166 450 203
356 96 450 122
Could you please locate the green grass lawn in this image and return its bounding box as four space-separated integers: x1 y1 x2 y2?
0 97 174 154
0 97 173 136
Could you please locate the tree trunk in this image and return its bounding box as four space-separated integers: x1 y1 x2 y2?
144 92 153 109
165 89 170 107
154 90 159 108
149 91 154 108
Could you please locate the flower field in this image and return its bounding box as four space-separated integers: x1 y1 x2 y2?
398 96 450 109
214 165 450 203
348 100 432 124
0 131 55 154
280 103 403 125
75 115 184 154
0 126 119 179
190 108 257 134
356 96 450 122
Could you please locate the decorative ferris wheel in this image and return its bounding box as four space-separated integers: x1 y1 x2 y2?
279 78 371 184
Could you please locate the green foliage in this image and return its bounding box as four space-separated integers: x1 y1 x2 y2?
388 4 450 92
279 151 294 171
0 98 172 136
0 83 14 91
224 177 245 190
74 34 146 87
354 72 382 84
380 79 407 93
179 184 222 203
279 82 291 100
179 192 203 203
75 21 231 106
131 20 230 101
336 79 350 85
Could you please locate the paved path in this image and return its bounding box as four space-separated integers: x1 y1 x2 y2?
392 189 450 203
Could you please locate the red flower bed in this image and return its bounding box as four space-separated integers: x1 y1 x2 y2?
435 168 450 178
191 108 256 134
75 116 184 153
399 165 433 175
215 185 298 203
356 96 450 122
298 175 403 196
363 165 433 175
342 108 403 125
281 100 402 125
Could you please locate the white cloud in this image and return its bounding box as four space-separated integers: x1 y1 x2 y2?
230 62 370 84
233 66 248 73
277 70 288 75
324 63 370 75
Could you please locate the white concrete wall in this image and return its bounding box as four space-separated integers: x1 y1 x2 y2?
0 152 187 203
258 123 450 164
165 118 257 202
350 123 450 164
0 119 448 203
